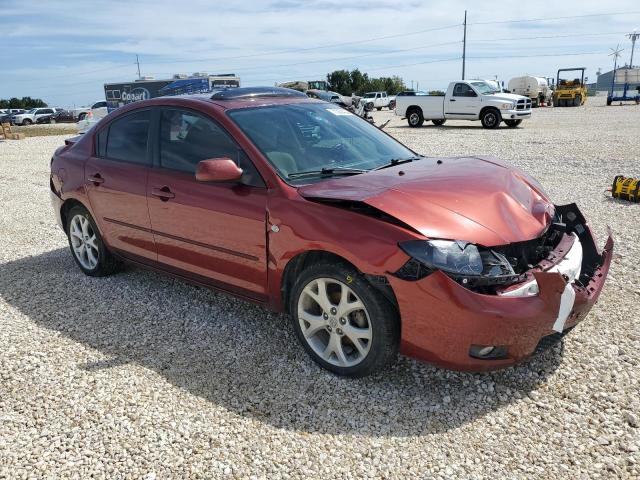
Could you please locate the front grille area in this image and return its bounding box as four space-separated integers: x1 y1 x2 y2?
516 99 532 110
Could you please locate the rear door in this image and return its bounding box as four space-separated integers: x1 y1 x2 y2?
85 109 156 262
445 83 479 119
147 107 268 300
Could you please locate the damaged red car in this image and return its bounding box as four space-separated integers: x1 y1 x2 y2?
50 87 613 377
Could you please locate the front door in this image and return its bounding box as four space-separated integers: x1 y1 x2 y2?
85 109 156 262
445 83 479 119
147 107 268 300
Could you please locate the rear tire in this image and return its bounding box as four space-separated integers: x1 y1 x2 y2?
376 107 382 111
406 108 424 128
480 108 501 129
432 119 446 126
504 119 522 128
290 262 400 377
66 205 120 277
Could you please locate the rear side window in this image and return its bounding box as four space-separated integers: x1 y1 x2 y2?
96 127 108 157
159 108 264 187
104 110 150 164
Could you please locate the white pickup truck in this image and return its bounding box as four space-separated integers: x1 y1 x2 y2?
362 91 394 110
395 80 532 129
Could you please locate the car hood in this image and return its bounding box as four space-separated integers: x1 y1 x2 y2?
297 156 554 246
487 92 528 102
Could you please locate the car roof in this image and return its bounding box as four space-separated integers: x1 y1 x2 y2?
121 87 323 112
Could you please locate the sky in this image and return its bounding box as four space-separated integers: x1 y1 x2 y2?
1 0 639 107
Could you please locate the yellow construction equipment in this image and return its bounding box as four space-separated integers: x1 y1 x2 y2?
553 67 588 107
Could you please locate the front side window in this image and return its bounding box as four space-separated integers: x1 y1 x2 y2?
159 108 263 187
470 81 499 95
453 83 476 97
228 103 416 183
104 110 150 164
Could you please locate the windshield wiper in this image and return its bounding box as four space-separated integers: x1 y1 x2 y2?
373 156 422 171
287 167 367 180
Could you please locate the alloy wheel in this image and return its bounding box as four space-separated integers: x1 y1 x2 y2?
409 112 420 126
297 278 372 367
485 112 497 127
69 214 99 270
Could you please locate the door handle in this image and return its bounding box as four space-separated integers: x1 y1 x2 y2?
87 173 104 185
151 186 175 201
449 99 456 102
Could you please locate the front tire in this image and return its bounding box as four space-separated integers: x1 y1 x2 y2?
481 108 501 129
573 95 582 107
290 263 400 377
78 112 87 121
66 205 120 277
406 107 424 127
22 119 32 126
504 119 522 128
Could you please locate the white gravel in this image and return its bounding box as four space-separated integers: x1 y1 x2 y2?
1 96 638 479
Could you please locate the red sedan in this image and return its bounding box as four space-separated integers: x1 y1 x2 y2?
50 87 613 377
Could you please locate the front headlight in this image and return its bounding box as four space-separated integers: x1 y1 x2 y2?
399 240 483 275
501 103 515 109
396 239 521 290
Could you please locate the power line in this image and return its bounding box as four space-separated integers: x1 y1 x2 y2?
146 24 462 66
472 31 628 43
470 11 640 25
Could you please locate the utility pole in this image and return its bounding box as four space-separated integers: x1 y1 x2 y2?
628 31 639 68
135 55 141 79
462 10 467 80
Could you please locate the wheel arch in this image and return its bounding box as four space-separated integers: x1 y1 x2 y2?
60 198 89 232
479 105 500 119
280 250 398 315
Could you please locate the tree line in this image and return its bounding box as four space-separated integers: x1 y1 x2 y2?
326 69 406 96
0 97 48 109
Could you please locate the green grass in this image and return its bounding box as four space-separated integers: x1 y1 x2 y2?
10 125 78 138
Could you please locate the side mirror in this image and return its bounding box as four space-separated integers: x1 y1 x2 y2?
195 158 243 182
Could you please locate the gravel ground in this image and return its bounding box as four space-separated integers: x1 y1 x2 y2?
1 96 638 479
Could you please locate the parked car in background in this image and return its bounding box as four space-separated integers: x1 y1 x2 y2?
77 103 109 133
50 86 612 377
1 109 26 124
11 108 56 126
306 89 352 107
395 80 532 128
73 101 108 121
37 110 77 124
362 91 393 110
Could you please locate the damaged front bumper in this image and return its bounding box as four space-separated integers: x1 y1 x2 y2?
389 204 614 371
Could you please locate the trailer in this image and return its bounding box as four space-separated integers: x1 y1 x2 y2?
607 68 640 105
104 73 240 111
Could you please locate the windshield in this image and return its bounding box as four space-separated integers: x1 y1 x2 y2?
27 109 37 114
470 81 499 95
228 103 416 183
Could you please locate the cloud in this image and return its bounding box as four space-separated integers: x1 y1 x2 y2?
1 0 638 106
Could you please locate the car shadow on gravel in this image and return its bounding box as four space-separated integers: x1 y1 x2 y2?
0 248 565 437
